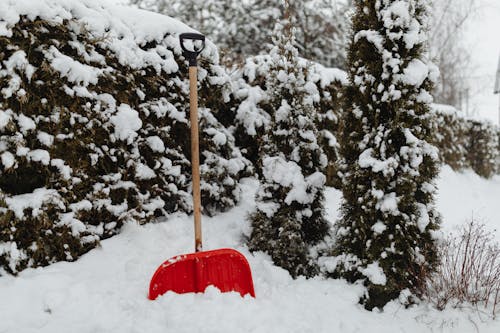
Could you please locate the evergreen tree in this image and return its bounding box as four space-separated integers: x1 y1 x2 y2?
130 0 350 68
332 0 441 309
290 0 350 68
247 11 329 277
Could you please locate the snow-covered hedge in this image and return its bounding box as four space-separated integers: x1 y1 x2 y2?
430 104 499 178
428 104 470 170
0 0 250 274
467 120 499 179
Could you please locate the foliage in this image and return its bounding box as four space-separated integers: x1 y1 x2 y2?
0 14 250 274
130 0 351 68
467 120 499 179
247 16 329 277
331 0 441 309
229 55 347 185
428 105 470 171
428 104 499 178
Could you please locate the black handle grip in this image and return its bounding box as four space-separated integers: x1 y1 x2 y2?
179 33 205 66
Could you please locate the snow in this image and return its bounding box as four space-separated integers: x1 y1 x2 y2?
69 200 93 212
50 159 72 180
3 51 35 80
371 221 387 234
135 163 156 180
110 104 142 144
436 165 500 236
28 149 51 165
358 148 398 176
416 203 431 233
274 100 291 123
399 59 430 87
0 242 27 273
464 0 500 125
381 1 411 29
45 46 105 86
311 65 349 88
205 128 227 146
17 114 36 133
37 132 55 147
4 188 61 219
431 103 463 117
146 136 165 153
379 0 424 51
0 0 498 331
1 170 500 332
359 261 387 285
1 51 35 98
0 110 11 130
16 146 29 157
354 30 384 53
1 151 15 169
262 156 325 206
376 192 398 214
234 85 270 136
0 0 218 69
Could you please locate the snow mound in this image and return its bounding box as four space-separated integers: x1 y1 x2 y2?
0 0 218 66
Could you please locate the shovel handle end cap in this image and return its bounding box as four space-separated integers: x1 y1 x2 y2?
179 33 205 66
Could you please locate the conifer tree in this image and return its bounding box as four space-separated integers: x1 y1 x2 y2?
130 0 349 68
247 7 329 277
332 0 441 309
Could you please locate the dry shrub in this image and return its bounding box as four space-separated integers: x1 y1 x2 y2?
420 220 500 317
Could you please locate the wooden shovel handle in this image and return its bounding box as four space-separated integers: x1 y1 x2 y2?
189 66 202 252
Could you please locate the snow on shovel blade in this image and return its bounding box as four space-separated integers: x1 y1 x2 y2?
148 248 255 300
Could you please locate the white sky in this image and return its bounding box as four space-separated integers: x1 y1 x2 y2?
465 0 500 125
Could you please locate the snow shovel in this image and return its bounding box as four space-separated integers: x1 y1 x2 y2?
148 33 255 300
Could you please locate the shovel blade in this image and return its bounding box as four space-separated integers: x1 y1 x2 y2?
148 248 255 300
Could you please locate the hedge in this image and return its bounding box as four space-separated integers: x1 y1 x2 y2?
0 3 250 274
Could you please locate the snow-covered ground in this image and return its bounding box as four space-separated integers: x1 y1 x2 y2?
437 166 500 236
1 167 499 333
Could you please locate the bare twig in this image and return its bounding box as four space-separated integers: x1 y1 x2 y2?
418 220 500 318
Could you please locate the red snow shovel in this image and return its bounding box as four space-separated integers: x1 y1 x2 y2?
148 33 255 300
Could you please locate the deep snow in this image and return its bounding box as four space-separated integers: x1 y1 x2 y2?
436 165 500 237
1 166 500 333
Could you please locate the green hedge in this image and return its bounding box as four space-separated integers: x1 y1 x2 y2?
0 11 250 274
430 104 499 178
